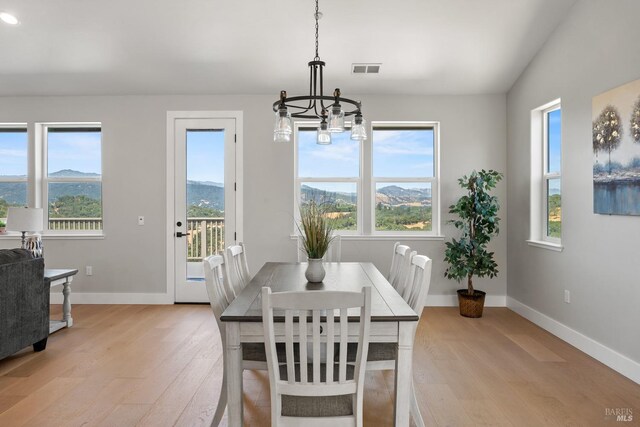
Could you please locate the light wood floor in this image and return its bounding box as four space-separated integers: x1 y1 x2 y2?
0 305 638 426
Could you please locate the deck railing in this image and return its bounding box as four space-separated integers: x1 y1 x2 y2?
187 217 225 261
46 217 224 261
48 218 103 231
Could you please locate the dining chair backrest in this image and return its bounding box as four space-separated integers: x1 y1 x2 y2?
203 255 231 332
388 242 412 295
225 242 251 298
402 254 433 319
296 234 342 262
262 286 371 426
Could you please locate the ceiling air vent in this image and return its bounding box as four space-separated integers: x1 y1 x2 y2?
352 63 381 74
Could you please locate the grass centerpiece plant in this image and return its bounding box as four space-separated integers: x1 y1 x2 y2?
297 200 335 283
444 169 503 318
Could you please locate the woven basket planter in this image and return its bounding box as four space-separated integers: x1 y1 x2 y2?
457 289 486 318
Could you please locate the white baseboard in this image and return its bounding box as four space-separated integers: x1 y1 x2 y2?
50 292 173 305
507 297 640 385
426 294 506 307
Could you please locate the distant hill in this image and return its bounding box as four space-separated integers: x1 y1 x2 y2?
301 184 431 207
1 172 430 211
187 180 224 210
301 185 357 205
49 169 100 178
376 185 432 206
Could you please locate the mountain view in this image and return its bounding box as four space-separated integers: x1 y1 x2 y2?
300 183 432 231
1 172 432 232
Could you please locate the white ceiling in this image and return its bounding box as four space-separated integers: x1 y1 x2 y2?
0 0 576 97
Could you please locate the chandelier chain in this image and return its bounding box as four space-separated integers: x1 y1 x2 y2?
314 0 320 61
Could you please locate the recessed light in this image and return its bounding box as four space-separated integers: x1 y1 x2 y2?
0 12 19 25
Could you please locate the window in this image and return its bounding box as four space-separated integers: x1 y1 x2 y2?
372 125 438 234
295 126 360 232
0 125 28 220
43 124 103 233
530 100 562 248
295 121 440 236
543 106 562 241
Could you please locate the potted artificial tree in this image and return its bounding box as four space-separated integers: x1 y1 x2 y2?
444 169 503 318
0 220 5 234
297 200 335 283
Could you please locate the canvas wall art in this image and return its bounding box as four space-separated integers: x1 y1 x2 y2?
593 78 640 215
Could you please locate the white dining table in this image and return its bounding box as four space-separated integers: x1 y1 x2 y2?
220 261 419 426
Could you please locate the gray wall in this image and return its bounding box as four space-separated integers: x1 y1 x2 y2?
507 0 640 362
0 93 507 301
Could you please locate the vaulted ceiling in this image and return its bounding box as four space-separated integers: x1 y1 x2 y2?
0 0 576 96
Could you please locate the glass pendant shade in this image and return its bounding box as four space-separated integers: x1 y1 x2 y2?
317 120 332 145
274 130 291 143
328 104 345 132
274 106 292 143
350 116 367 141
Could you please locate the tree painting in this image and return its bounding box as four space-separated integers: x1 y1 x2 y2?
593 78 640 216
630 95 640 143
593 105 622 174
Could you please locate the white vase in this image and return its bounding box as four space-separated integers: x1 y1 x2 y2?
305 258 325 283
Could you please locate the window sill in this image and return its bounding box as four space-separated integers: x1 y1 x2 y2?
0 234 105 241
290 234 445 241
526 240 563 252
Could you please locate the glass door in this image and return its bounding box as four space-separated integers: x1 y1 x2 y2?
174 118 236 302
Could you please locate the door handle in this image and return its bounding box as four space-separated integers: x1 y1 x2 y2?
175 231 191 238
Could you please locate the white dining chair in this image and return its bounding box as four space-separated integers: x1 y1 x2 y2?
388 242 412 295
262 286 371 427
224 242 251 298
297 234 342 262
203 255 281 427
344 252 432 427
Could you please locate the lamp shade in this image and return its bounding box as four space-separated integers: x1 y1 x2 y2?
6 207 43 232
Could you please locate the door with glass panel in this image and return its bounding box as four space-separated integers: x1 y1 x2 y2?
174 118 236 303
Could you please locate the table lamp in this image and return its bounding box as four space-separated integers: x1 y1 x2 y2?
6 207 43 249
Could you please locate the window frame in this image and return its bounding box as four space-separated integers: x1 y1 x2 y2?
293 120 441 238
293 122 363 235
528 99 562 250
370 122 440 237
541 104 561 244
0 124 29 220
40 122 104 236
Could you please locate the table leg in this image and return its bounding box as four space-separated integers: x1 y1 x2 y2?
62 278 73 327
226 322 243 427
395 321 417 427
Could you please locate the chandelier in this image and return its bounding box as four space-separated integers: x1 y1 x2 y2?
273 0 366 145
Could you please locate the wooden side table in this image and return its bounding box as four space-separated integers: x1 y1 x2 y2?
45 268 78 334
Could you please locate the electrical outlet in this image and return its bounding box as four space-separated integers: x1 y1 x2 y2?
564 290 570 304
138 216 145 226
86 266 93 276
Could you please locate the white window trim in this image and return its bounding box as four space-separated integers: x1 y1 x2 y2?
370 121 440 237
530 99 562 250
294 121 363 235
38 122 103 236
293 120 440 237
541 104 561 245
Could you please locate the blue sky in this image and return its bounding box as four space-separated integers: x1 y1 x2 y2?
298 128 434 179
0 131 28 176
0 130 102 177
548 109 561 173
48 131 101 175
372 129 434 177
187 130 225 183
547 109 561 192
